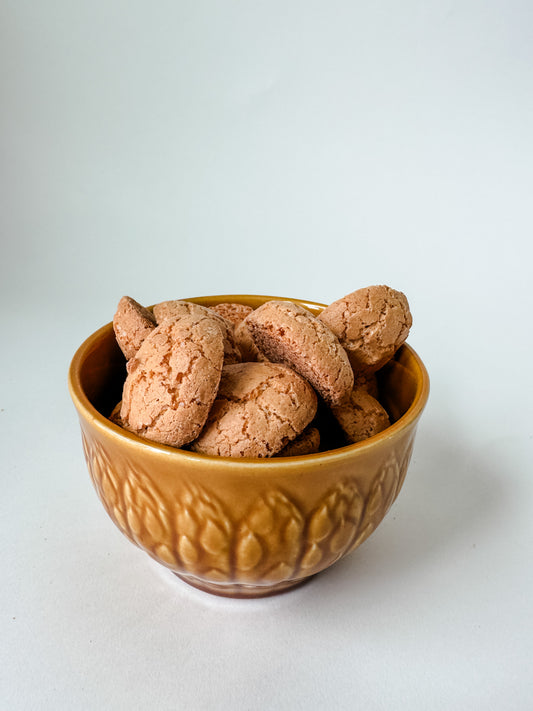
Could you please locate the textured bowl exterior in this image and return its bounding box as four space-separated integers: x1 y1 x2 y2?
69 295 429 597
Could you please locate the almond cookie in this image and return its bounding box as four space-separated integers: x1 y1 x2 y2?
319 285 412 374
153 300 241 364
190 362 317 458
330 387 390 444
234 319 269 363
120 314 225 448
276 426 320 457
245 301 353 406
211 302 253 326
113 296 156 360
354 371 379 399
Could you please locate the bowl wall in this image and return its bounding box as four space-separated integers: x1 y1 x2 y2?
69 295 429 597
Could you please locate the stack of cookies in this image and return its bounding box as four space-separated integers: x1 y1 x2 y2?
110 286 412 458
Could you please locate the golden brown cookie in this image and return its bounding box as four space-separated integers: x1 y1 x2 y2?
276 426 320 457
245 300 353 406
153 300 241 364
319 285 412 374
211 302 253 326
113 296 156 360
190 362 317 458
120 314 225 448
330 387 390 444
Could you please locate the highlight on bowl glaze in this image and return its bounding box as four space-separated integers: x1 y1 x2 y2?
68 295 429 598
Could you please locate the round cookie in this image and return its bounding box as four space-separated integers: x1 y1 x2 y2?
319 285 412 374
113 296 156 360
330 387 390 444
211 302 253 326
120 313 225 448
153 300 241 364
276 426 320 457
245 300 353 406
190 362 317 458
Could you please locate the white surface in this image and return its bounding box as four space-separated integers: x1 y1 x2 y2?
2 1 532 709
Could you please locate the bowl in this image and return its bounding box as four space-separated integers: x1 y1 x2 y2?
68 294 429 598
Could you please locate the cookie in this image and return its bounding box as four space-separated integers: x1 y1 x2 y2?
190 362 317 458
276 426 320 457
109 401 124 426
330 387 390 444
109 400 140 435
113 296 156 360
312 397 348 451
245 300 354 405
211 302 253 326
120 313 225 448
234 319 269 363
354 371 379 399
153 300 241 364
319 285 412 374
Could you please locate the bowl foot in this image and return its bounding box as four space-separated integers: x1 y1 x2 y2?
173 572 311 599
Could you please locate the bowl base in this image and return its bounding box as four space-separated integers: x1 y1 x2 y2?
174 572 311 599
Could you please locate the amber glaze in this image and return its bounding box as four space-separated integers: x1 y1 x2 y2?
68 295 430 598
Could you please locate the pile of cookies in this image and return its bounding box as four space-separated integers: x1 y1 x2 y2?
109 286 412 458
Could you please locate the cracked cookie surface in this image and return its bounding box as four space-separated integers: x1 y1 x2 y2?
113 296 156 360
245 301 353 406
211 302 253 326
319 285 412 374
276 426 320 457
120 314 225 447
190 362 317 458
331 387 390 444
153 300 241 364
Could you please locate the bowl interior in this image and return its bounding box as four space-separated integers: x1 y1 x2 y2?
78 326 127 418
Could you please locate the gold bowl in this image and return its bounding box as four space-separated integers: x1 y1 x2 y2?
68 295 429 598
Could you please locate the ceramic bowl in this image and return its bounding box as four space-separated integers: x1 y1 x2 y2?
68 294 429 598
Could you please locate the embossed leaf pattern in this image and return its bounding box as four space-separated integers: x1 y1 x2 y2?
82 428 412 589
235 491 304 583
300 481 364 573
121 467 175 567
349 449 404 552
173 484 233 581
82 433 133 542
82 433 176 566
82 432 233 579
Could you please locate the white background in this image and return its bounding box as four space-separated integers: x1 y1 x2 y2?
2 1 533 709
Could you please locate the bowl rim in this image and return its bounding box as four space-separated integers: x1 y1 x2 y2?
68 294 430 469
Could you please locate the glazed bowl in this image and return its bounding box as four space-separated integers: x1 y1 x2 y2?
68 295 429 598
